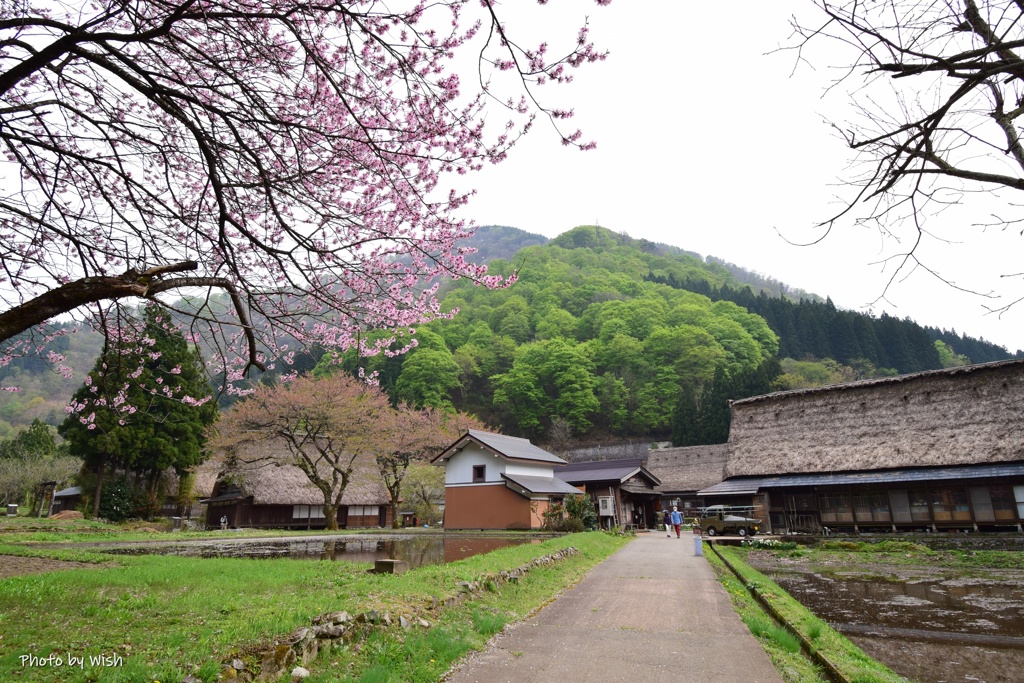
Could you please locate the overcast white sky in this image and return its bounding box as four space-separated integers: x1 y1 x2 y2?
454 1 1023 353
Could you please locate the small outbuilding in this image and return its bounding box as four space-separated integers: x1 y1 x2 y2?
555 458 661 530
433 429 582 530
50 485 82 515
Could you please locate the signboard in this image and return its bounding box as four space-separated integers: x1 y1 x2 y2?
598 496 614 517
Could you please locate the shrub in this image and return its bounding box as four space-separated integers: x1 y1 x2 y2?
541 495 597 532
563 494 598 530
132 488 163 520
97 477 135 522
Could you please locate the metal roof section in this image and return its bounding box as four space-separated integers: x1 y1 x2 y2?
761 461 1024 488
697 477 765 497
433 429 566 465
555 458 662 486
53 486 82 497
698 461 1024 497
199 491 246 504
502 473 584 497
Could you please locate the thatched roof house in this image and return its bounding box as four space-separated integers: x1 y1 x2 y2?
725 359 1024 478
205 442 390 529
703 360 1024 534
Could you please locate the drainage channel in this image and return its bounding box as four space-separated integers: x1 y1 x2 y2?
707 541 851 683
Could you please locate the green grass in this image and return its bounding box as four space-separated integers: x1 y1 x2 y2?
713 546 907 683
705 548 828 683
0 531 630 682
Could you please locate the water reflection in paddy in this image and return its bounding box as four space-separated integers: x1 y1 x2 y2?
105 535 539 568
763 569 1024 683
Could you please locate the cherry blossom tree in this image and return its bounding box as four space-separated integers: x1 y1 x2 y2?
0 0 608 393
211 371 393 530
789 1 1024 311
375 406 482 527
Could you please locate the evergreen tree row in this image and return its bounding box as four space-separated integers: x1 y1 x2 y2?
646 274 1022 372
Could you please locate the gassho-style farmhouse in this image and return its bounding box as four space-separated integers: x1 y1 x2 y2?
436 359 1024 534
183 359 1022 534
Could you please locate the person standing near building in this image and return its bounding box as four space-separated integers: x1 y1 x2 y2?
669 506 683 538
662 509 672 537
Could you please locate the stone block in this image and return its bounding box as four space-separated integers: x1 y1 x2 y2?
372 559 409 574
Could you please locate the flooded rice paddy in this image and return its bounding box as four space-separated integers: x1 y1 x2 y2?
746 550 1024 683
104 534 540 568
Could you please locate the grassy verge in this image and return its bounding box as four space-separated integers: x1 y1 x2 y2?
0 531 630 682
704 546 828 683
711 545 907 683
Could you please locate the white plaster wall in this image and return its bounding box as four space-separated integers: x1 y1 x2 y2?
444 444 554 484
445 444 505 484
505 461 554 478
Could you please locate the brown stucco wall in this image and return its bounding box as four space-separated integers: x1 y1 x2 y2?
444 484 533 529
726 361 1024 477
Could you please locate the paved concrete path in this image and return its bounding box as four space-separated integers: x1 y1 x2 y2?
444 532 783 683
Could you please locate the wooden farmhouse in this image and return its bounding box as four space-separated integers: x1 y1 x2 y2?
433 429 582 530
555 458 661 530
699 359 1024 534
203 444 391 530
50 485 82 514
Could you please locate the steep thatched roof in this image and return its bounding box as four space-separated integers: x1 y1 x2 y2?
216 441 388 506
156 461 219 499
191 456 223 497
646 445 730 493
726 359 1024 478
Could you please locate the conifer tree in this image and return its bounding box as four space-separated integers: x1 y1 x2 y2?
670 382 699 447
694 367 732 445
60 305 216 516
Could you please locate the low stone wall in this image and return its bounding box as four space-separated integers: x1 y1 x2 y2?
562 442 653 462
192 547 580 683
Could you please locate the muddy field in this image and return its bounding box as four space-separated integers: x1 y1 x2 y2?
745 549 1024 683
0 554 107 580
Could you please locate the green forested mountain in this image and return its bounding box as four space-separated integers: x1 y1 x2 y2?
645 275 1022 372
337 226 783 438
335 225 1019 443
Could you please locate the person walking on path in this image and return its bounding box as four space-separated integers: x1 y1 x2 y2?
669 506 683 538
662 509 672 537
